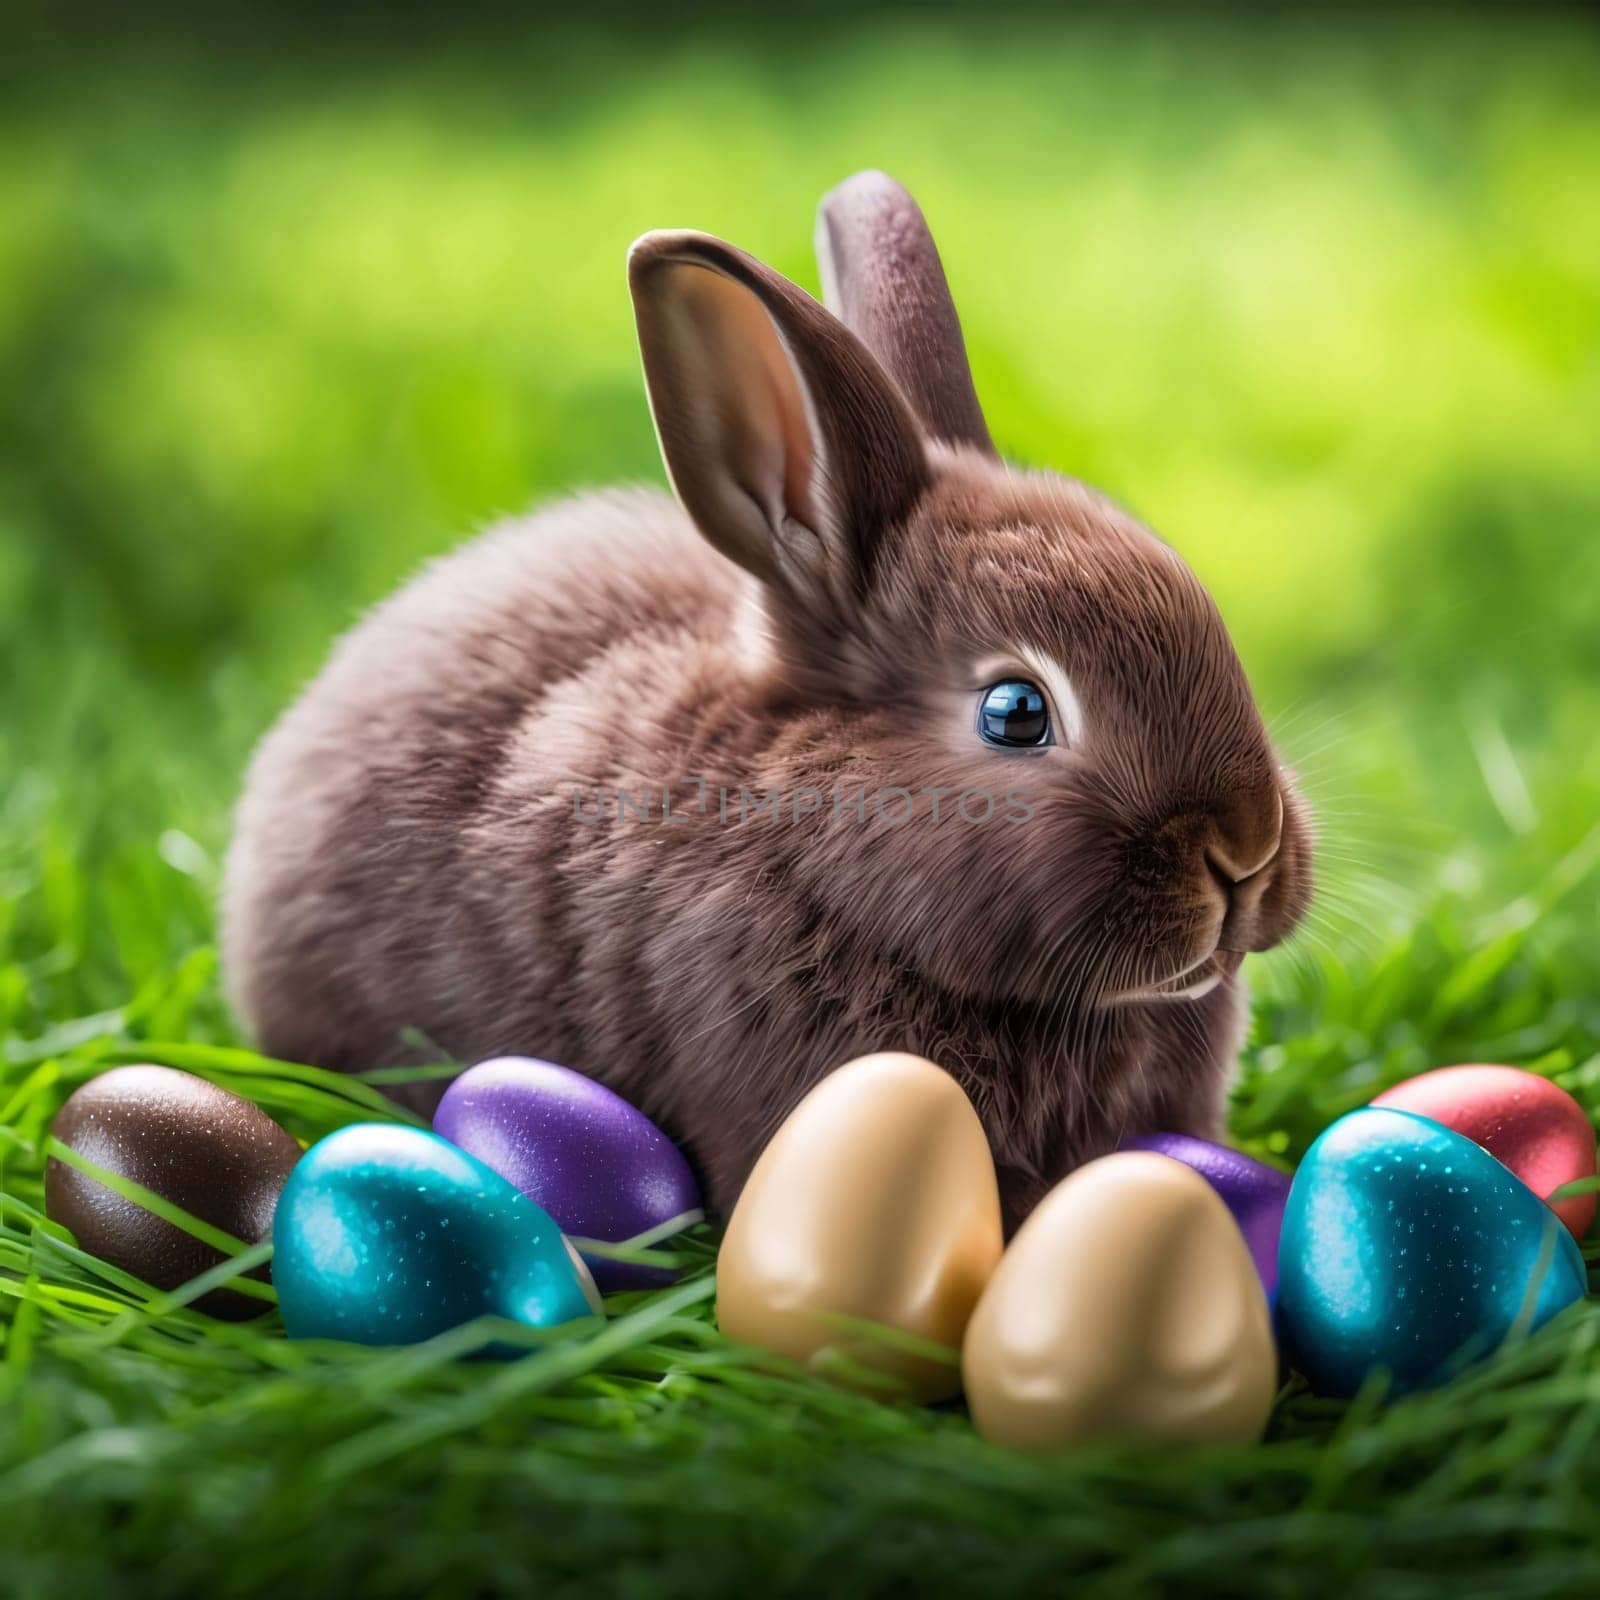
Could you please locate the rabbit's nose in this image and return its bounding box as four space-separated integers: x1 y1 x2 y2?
1205 790 1283 948
1206 789 1283 884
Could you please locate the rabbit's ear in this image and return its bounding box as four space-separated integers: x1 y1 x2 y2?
815 171 993 456
629 230 929 608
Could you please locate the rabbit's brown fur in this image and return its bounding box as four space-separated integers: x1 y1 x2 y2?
224 173 1311 1226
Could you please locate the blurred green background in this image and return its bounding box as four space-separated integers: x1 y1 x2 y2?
2 2 1598 1053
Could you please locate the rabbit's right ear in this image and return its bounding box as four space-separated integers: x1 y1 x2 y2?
629 231 928 611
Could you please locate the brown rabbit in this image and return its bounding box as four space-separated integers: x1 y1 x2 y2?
223 171 1312 1227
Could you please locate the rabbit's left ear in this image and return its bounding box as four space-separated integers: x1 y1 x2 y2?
629 230 928 612
815 171 993 456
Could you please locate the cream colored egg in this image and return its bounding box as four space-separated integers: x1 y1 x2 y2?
963 1152 1277 1449
716 1052 1003 1402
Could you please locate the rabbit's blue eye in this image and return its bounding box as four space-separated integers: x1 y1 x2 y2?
978 680 1050 748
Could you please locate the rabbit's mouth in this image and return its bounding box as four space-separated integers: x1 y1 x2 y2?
1105 948 1244 1007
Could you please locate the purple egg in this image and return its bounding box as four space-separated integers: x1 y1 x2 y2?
434 1057 702 1292
1121 1132 1291 1297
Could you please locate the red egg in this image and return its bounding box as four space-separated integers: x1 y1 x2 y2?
1372 1065 1596 1237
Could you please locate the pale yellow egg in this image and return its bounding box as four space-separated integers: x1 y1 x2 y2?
963 1151 1277 1449
716 1052 1003 1402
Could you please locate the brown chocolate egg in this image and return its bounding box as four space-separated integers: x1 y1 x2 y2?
716 1052 1003 1401
963 1152 1277 1450
46 1065 302 1319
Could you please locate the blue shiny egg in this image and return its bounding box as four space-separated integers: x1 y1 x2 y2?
274 1123 602 1346
1278 1107 1587 1397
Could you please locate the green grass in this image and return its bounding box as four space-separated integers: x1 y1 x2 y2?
3 7 1600 1596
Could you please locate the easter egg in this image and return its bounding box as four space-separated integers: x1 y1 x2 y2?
46 1065 301 1319
1277 1107 1588 1397
433 1056 702 1291
1372 1065 1597 1238
716 1052 1003 1402
1122 1132 1292 1296
273 1123 601 1346
962 1152 1277 1449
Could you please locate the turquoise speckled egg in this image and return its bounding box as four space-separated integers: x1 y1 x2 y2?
274 1123 601 1345
1278 1107 1588 1397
